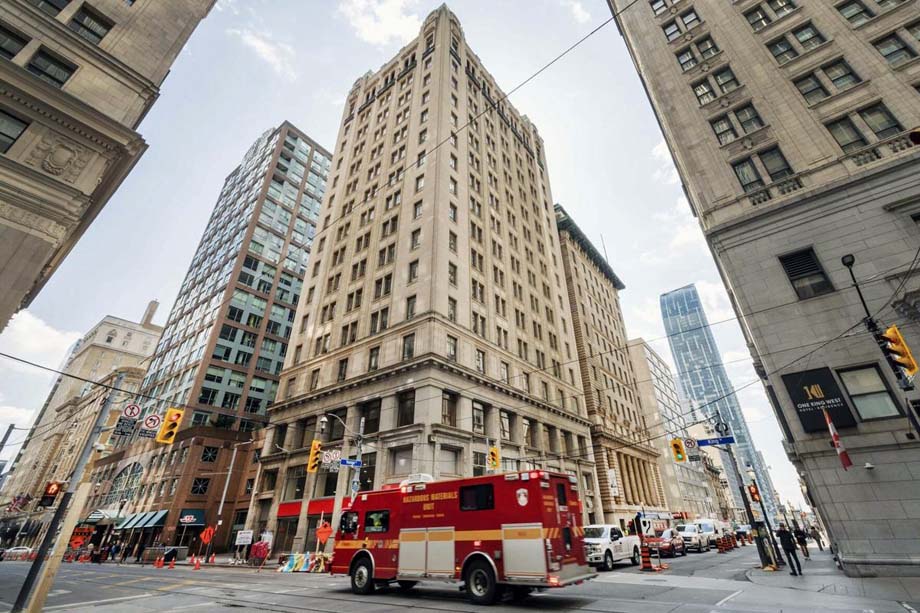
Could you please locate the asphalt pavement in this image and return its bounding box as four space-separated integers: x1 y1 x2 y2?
0 543 916 612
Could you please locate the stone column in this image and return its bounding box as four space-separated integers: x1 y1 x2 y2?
616 453 631 505
636 457 652 506
626 455 642 506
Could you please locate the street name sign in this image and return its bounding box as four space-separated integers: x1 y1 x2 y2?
340 459 362 467
696 436 736 447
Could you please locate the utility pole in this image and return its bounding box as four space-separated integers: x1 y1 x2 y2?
720 444 771 568
206 439 250 561
13 373 124 613
351 417 365 499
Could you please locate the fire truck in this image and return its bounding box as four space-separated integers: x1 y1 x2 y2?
331 470 596 605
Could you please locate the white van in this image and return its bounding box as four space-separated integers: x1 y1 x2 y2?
675 523 709 552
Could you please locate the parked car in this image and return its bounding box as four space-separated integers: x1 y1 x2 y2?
696 520 718 547
645 528 686 558
583 524 641 571
3 546 33 560
675 523 709 552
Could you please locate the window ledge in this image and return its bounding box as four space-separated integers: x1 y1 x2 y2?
806 79 872 110
749 7 804 37
698 83 748 112
892 56 920 72
682 50 725 78
718 123 772 150
668 20 709 47
853 0 917 30
775 39 835 71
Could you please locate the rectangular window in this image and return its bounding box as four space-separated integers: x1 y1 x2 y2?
713 67 739 94
0 25 28 60
759 147 793 180
693 79 716 105
838 365 901 420
768 0 796 16
732 158 764 192
368 346 380 371
460 484 494 511
475 349 485 373
397 390 415 427
402 333 415 360
697 36 719 59
27 50 76 88
69 6 113 45
826 116 867 152
676 48 698 71
337 358 348 382
873 34 916 66
0 110 28 154
859 103 902 139
793 24 825 50
472 402 485 434
447 335 458 361
745 7 772 31
823 60 860 90
663 21 680 41
29 0 69 17
191 478 210 495
779 248 834 299
650 0 667 15
794 74 828 104
837 1 874 26
680 10 699 30
710 115 737 145
500 410 511 440
442 391 458 426
768 37 798 64
201 446 219 462
365 510 389 533
736 104 765 133
405 295 416 319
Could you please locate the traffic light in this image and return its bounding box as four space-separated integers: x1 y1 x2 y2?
307 439 323 473
39 481 61 507
747 483 761 503
155 408 184 444
487 446 500 471
670 438 686 463
880 325 918 377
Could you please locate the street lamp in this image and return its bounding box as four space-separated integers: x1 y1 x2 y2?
747 466 784 567
319 412 365 499
204 439 252 562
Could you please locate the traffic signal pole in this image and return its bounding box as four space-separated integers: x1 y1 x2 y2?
12 373 124 613
720 444 771 568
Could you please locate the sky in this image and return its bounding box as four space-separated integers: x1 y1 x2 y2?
0 0 806 508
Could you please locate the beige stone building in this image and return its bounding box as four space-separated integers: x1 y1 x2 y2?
1 302 162 544
556 205 668 528
0 0 214 331
252 5 601 553
627 338 720 520
610 0 920 574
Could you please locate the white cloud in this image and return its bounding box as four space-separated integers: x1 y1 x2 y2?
560 0 591 23
651 138 680 185
226 28 298 80
0 311 81 379
337 0 422 46
639 197 707 263
694 279 736 324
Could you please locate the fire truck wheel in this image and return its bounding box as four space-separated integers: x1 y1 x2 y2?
465 559 498 605
350 557 375 595
630 547 640 566
397 580 417 592
603 551 615 572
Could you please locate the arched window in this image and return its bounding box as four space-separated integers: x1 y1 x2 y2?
107 462 143 506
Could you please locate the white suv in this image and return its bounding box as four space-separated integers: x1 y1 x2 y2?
675 523 710 553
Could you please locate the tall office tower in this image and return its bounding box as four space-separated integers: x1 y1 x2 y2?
556 205 668 527
254 5 599 552
0 302 162 545
86 124 331 552
627 338 720 521
660 285 778 520
611 0 920 575
0 0 214 331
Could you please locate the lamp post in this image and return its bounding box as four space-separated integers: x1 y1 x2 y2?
748 466 784 567
320 412 365 554
719 446 770 567
205 439 252 563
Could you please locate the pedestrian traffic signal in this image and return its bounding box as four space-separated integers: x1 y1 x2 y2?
670 438 686 463
487 446 500 470
39 481 61 507
307 439 322 473
880 325 918 377
747 483 761 503
155 408 184 444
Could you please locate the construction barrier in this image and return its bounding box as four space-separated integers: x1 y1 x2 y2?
277 552 333 573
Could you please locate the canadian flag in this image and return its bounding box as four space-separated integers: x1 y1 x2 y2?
823 408 853 471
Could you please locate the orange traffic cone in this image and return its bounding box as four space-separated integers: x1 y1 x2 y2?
156 556 164 568
168 558 175 570
190 554 196 565
209 553 216 564
194 557 201 571
640 545 655 571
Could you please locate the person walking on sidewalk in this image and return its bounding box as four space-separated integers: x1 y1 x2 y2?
809 525 824 552
793 526 810 559
776 524 802 576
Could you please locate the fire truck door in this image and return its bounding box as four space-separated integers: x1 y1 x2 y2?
501 523 547 579
398 529 427 577
425 527 455 577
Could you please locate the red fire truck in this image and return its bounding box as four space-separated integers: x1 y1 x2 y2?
331 470 596 605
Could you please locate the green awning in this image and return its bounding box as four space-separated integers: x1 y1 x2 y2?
115 512 140 530
177 509 206 527
137 510 168 529
123 511 154 530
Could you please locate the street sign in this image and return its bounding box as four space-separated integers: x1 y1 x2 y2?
123 403 141 418
696 436 736 447
316 522 333 545
137 429 157 439
143 414 162 429
322 449 342 464
235 529 253 546
340 459 362 468
683 438 697 448
200 526 215 544
683 438 701 462
351 480 360 494
113 416 136 437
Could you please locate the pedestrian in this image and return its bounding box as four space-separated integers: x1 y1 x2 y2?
793 526 810 559
120 542 131 564
809 525 824 552
110 542 120 562
135 541 146 565
776 524 802 576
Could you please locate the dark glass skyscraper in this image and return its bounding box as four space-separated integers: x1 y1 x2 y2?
660 284 779 521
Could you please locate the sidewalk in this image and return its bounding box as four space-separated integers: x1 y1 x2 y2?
746 543 920 602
